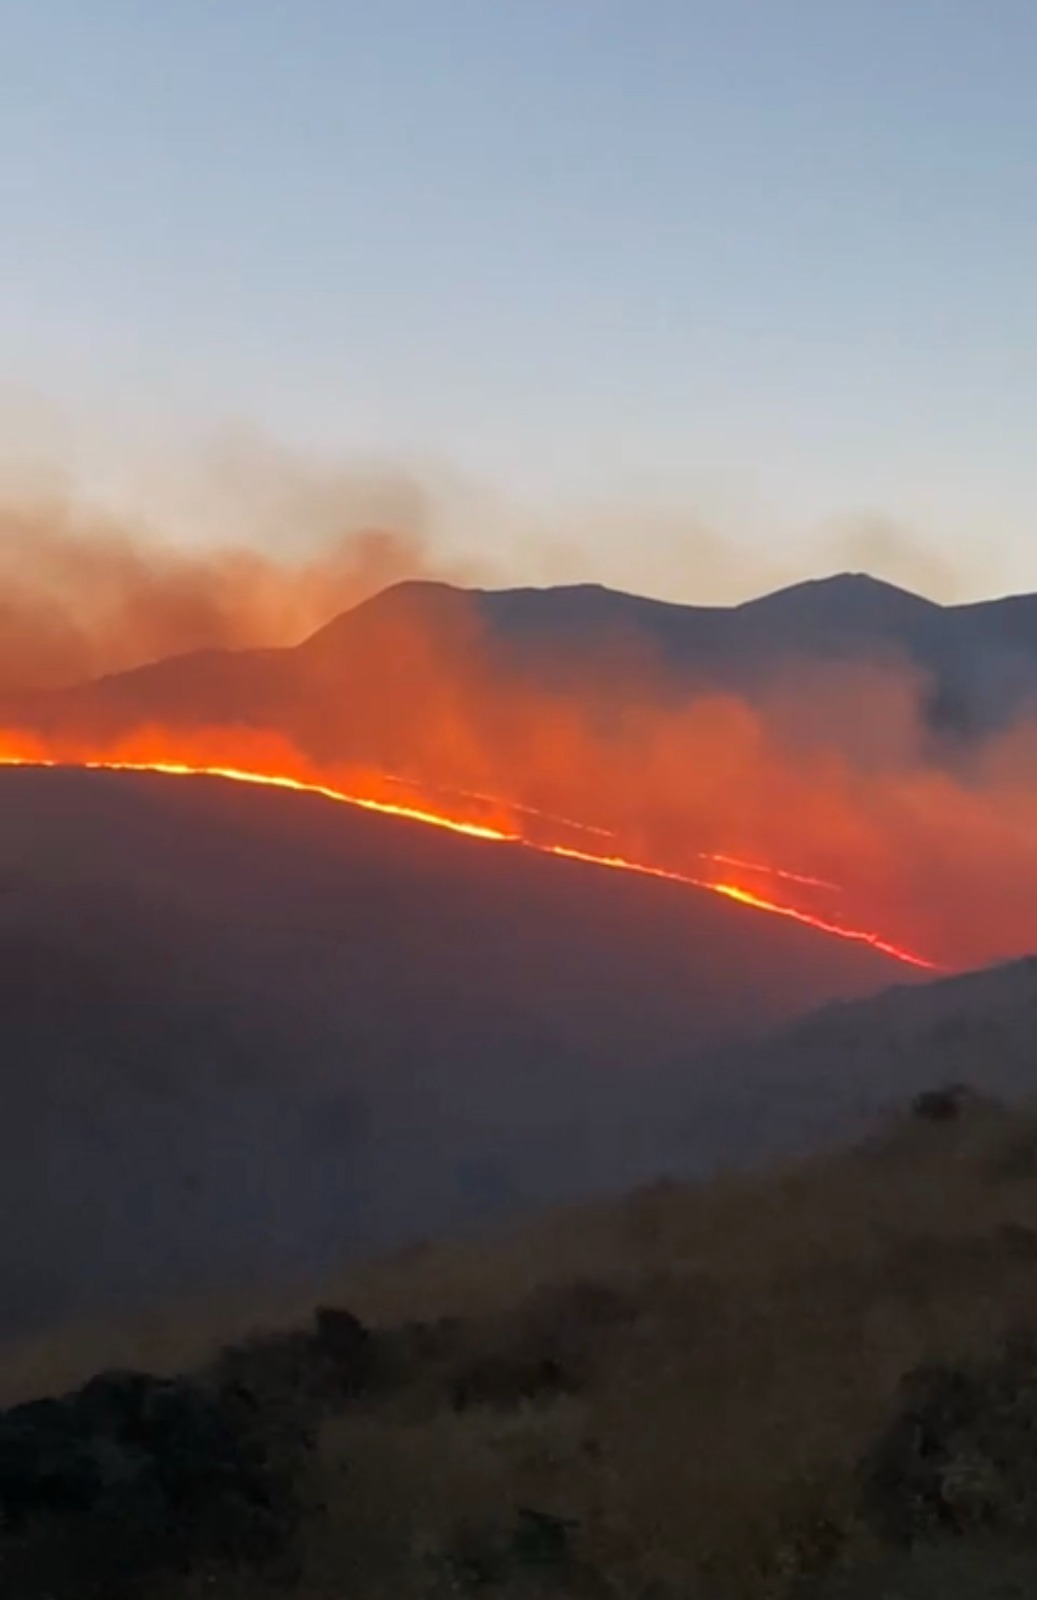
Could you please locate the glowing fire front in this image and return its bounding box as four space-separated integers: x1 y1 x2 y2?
0 727 938 971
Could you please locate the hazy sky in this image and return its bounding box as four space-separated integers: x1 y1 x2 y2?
4 1 1037 600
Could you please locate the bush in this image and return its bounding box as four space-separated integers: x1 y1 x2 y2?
0 1366 311 1597
800 1538 1037 1598
209 1304 377 1418
910 1083 980 1124
448 1278 637 1413
860 1334 1037 1545
433 1506 580 1594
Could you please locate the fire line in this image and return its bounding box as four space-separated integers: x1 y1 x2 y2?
0 748 938 971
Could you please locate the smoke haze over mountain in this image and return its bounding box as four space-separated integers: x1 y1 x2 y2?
2 416 1036 975
6 561 1037 970
0 410 987 692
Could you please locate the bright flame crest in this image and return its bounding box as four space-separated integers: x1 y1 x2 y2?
0 727 937 971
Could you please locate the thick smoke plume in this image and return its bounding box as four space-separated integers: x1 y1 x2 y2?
0 490 475 691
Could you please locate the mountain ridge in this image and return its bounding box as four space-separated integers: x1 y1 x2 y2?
9 566 1037 757
7 565 1037 701
9 566 1037 691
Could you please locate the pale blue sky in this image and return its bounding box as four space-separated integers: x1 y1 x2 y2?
3 1 1037 598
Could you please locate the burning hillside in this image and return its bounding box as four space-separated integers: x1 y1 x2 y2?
0 728 936 969
2 504 1037 971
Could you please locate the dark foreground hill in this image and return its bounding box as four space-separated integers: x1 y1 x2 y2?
0 764 909 1340
9 1091 1037 1598
3 846 1037 1594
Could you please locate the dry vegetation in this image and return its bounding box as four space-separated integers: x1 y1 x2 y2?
13 1093 1037 1598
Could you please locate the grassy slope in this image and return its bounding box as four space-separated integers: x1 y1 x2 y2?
16 1096 1037 1599
313 1103 1037 1598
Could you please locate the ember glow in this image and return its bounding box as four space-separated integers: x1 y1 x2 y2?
0 729 938 970
699 852 841 892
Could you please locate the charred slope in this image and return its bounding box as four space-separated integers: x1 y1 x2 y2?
0 765 912 1338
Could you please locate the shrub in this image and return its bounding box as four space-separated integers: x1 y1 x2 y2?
448 1278 637 1413
209 1304 377 1415
799 1538 1037 1598
0 1366 311 1597
860 1334 1037 1545
910 1083 980 1124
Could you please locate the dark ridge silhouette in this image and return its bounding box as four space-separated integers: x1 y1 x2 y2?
9 1015 1037 1597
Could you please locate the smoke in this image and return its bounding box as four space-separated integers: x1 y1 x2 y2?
521 498 795 604
0 467 482 692
0 486 966 693
822 511 975 604
418 652 1037 972
8 575 1035 972
0 397 986 694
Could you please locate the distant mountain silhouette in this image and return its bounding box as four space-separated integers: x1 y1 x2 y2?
0 764 913 1340
8 573 1037 763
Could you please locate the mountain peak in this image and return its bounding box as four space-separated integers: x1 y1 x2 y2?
740 570 939 624
297 578 472 655
813 571 930 599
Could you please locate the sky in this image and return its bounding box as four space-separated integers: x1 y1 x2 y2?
3 0 1037 601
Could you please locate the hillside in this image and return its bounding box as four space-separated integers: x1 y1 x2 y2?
0 763 911 1343
666 954 1037 1175
5 569 1036 969
9 1084 1037 1598
3 900 1037 1595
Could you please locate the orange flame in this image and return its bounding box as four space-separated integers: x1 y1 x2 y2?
699 852 841 892
0 726 938 971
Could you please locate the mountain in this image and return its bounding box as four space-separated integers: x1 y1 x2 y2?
0 763 910 1342
9 570 1037 760
448 570 1037 737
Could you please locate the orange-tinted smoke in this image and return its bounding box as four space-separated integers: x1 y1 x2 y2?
268 608 1037 973
1 512 1035 972
0 490 472 691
